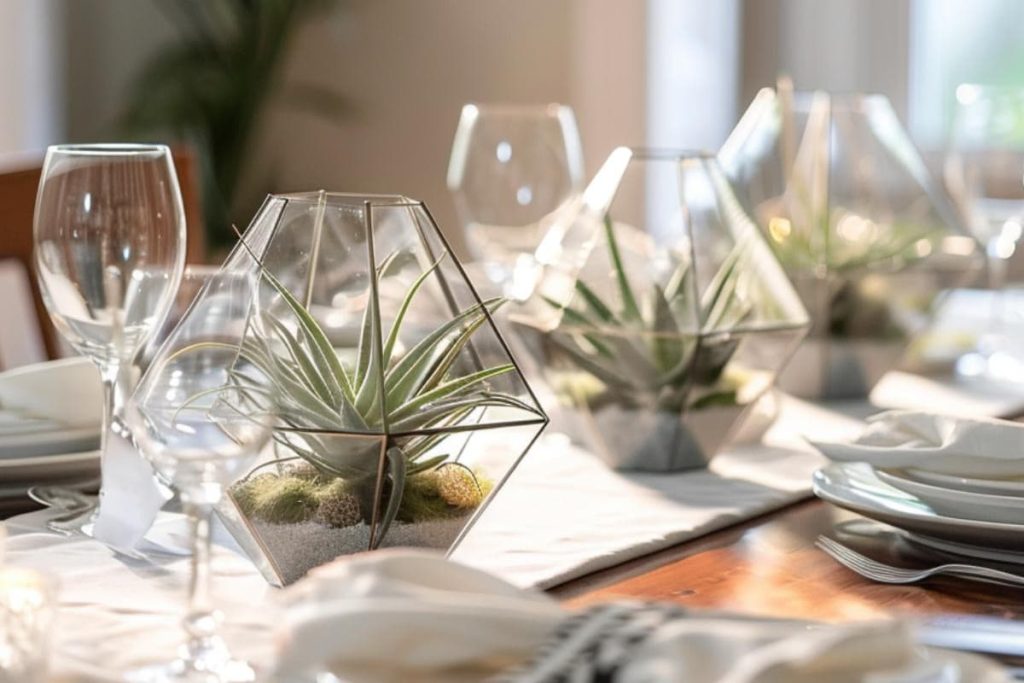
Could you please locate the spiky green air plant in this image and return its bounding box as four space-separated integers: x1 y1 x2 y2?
545 216 754 413
178 239 540 546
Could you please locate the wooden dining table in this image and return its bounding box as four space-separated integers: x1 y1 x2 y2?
552 497 1024 666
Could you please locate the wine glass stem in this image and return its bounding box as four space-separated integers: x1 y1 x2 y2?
183 501 220 663
986 245 1007 341
99 371 117 454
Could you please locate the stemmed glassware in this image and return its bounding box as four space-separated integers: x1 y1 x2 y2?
125 265 273 681
33 144 187 522
945 84 1024 382
447 103 583 298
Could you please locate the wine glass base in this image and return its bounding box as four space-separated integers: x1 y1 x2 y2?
125 656 256 683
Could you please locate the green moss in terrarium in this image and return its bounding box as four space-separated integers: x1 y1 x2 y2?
231 473 275 518
248 475 321 524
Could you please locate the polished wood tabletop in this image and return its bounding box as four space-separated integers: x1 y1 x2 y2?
552 498 1024 621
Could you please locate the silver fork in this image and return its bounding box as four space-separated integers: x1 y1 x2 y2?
816 536 1024 588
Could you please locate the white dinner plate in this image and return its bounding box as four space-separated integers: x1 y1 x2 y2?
875 469 1024 525
900 468 1024 497
0 423 101 459
813 463 1024 550
0 449 100 483
906 530 1024 566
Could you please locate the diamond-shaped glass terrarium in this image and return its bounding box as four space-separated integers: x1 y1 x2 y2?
720 88 984 399
155 192 548 585
511 149 809 472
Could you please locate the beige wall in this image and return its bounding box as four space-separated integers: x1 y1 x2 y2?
60 0 649 255
741 0 911 120
249 0 575 255
65 0 175 142
0 0 64 154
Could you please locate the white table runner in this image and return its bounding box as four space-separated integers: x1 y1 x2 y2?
456 395 859 588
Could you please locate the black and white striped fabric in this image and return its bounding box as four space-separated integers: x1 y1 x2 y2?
492 602 689 683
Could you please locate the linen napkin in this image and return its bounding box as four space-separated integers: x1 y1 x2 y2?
809 410 1024 478
272 550 968 683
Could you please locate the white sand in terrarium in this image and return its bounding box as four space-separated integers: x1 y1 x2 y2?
252 515 471 584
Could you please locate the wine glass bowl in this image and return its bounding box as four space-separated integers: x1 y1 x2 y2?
34 144 186 371
945 85 1024 381
124 264 272 682
129 373 269 507
447 103 584 291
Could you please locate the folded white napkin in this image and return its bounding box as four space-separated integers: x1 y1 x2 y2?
810 410 1024 478
272 550 980 683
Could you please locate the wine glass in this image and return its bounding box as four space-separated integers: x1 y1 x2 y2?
945 85 1024 381
33 144 186 520
125 300 273 682
447 103 583 296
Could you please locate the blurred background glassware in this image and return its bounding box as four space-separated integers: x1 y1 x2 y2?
126 271 273 682
721 86 984 399
0 567 57 682
945 84 1024 383
32 144 187 523
447 103 584 298
512 148 809 472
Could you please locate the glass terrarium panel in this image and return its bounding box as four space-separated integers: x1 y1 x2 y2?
386 418 542 550
780 267 945 398
721 89 981 276
720 88 984 398
514 149 809 472
222 432 388 585
164 192 550 585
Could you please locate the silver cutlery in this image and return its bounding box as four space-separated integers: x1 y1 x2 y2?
816 535 1024 587
27 481 100 536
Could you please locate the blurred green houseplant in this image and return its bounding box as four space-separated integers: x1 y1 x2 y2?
120 0 347 251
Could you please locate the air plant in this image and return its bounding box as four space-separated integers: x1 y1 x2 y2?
545 217 753 414
181 236 540 546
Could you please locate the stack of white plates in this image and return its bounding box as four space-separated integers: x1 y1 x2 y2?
814 462 1024 565
0 358 102 512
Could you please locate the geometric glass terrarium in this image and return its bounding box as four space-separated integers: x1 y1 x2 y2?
721 87 984 399
156 192 547 585
512 148 809 472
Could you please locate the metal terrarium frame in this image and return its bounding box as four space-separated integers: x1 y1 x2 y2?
213 192 549 585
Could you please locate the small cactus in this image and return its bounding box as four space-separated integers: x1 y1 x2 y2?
314 481 362 528
435 464 485 509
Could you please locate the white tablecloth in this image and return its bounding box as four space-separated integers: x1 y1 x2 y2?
3 371 1018 681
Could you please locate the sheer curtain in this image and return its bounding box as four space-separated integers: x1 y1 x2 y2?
0 0 62 156
909 0 1024 147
